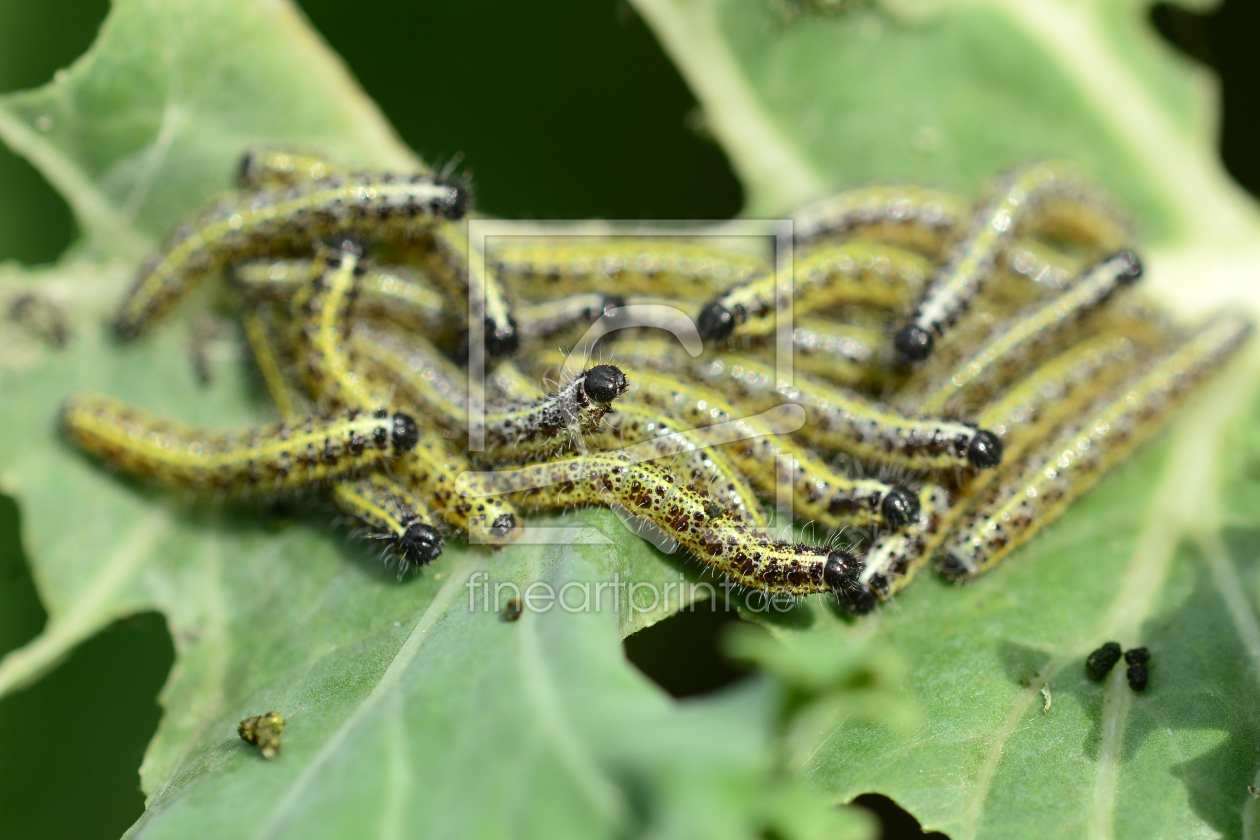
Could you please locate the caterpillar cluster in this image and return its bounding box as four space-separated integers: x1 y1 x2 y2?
65 150 1252 608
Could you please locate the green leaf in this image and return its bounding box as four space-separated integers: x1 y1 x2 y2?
0 1 877 837
628 0 1260 836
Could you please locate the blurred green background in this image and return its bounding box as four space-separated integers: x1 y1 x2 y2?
0 1 1255 837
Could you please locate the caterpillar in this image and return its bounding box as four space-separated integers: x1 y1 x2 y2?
697 241 932 343
61 393 418 494
348 321 471 430
916 250 1143 413
290 242 380 411
620 369 922 529
472 451 863 596
516 292 627 344
424 221 519 357
332 473 445 573
473 364 630 462
114 172 466 339
841 484 953 614
942 311 1252 578
231 257 450 337
676 353 1004 472
490 238 765 299
893 161 1130 362
791 185 969 255
788 318 885 388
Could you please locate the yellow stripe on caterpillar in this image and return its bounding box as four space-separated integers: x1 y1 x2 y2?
623 370 922 530
918 250 1143 413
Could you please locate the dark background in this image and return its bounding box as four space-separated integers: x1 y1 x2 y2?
0 1 1254 837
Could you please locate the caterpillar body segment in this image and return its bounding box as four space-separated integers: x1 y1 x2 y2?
591 400 768 527
62 394 418 495
491 238 766 299
232 257 450 337
290 243 381 412
942 312 1252 578
114 173 467 339
680 355 1002 472
483 452 862 596
236 146 349 190
791 185 970 255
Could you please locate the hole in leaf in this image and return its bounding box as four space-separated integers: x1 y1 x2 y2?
0 494 44 657
295 0 743 220
852 793 951 840
624 599 750 698
1150 0 1260 199
0 610 174 839
0 498 173 839
0 0 107 265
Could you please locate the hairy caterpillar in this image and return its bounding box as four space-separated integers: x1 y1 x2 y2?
675 353 1003 472
894 161 1130 362
114 172 466 339
332 473 445 573
590 399 769 527
474 451 862 596
491 238 765 298
791 185 969 254
62 394 418 494
942 312 1252 578
620 369 921 529
290 242 381 411
232 257 450 337
916 250 1143 413
697 241 932 343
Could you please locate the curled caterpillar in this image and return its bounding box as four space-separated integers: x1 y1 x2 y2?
62 394 418 494
115 172 466 339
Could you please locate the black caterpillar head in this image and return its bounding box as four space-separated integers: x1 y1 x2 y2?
697 301 735 343
484 316 520 358
880 486 920 529
893 324 934 362
583 365 629 405
399 522 444 568
824 549 878 615
966 429 1003 469
390 413 421 453
1110 250 1143 284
